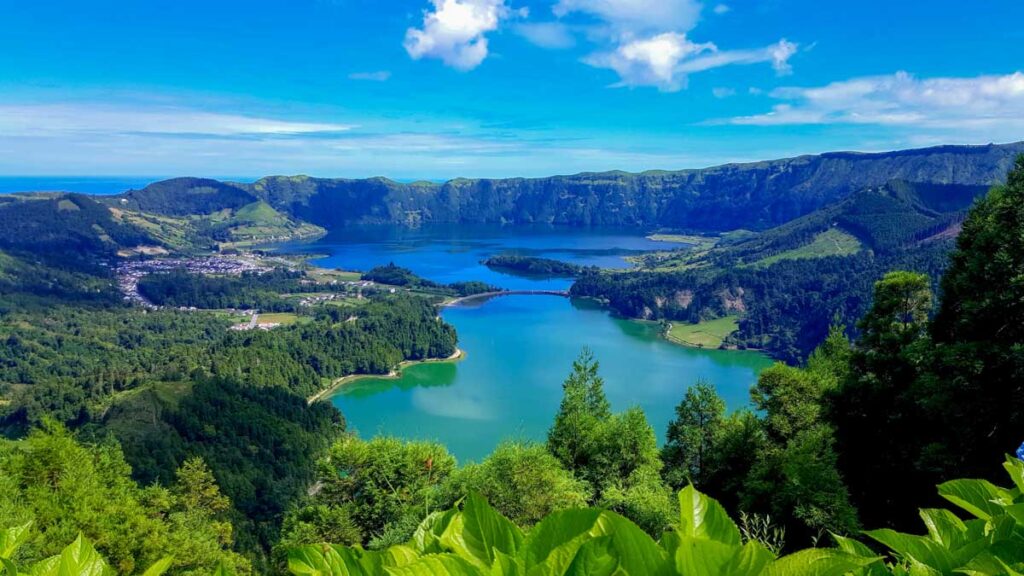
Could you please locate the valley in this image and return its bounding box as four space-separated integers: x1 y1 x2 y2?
2 142 1023 573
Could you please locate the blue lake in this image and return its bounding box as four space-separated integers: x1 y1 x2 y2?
291 225 773 462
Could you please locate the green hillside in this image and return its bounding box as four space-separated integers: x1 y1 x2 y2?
752 228 862 267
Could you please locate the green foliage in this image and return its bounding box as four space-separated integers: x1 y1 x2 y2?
482 255 585 278
662 380 726 489
546 351 672 534
0 424 249 575
439 442 590 527
546 349 612 479
859 457 1024 575
137 269 305 311
297 436 457 548
286 482 894 576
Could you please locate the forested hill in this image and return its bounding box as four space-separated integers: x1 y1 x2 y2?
106 142 1024 231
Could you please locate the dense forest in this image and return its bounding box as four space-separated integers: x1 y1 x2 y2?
138 269 309 311
362 263 498 297
0 290 457 571
483 254 587 277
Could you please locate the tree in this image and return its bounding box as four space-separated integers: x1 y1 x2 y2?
857 271 932 354
546 352 672 535
547 348 610 474
440 442 590 527
310 435 456 546
661 380 726 489
0 423 249 574
828 272 935 528
926 154 1024 484
745 353 859 543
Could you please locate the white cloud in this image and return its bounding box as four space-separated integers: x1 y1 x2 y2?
586 35 797 92
553 0 702 34
585 33 710 91
675 39 796 75
713 4 730 14
712 87 735 98
515 21 575 48
725 71 1024 137
404 0 513 70
0 103 354 136
348 71 392 81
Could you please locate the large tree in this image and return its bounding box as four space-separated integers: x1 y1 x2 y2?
661 379 726 489
830 271 933 527
926 154 1024 483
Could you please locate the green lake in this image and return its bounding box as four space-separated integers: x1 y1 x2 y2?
329 294 772 462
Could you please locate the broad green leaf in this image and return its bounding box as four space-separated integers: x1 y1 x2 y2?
413 509 458 555
919 509 967 548
441 493 523 567
673 537 772 576
659 532 681 559
140 556 174 576
1004 503 1024 525
520 510 665 576
2 558 19 576
490 551 523 576
29 534 114 576
384 554 486 576
764 549 879 576
288 545 348 576
379 545 420 568
904 558 942 576
337 544 421 574
937 479 1011 520
564 536 619 576
520 509 606 576
582 514 667 576
961 540 1024 576
831 534 888 576
212 560 234 576
677 485 741 545
0 523 32 560
865 528 989 573
1003 456 1024 494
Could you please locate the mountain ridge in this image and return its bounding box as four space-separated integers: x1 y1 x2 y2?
98 141 1024 232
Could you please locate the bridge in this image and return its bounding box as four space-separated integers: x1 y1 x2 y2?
443 290 569 307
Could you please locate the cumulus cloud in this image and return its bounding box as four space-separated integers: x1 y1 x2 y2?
725 71 1024 135
713 4 730 14
586 35 797 92
404 0 514 70
712 87 735 98
553 0 702 34
348 71 392 81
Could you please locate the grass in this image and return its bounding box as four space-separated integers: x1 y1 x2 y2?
752 228 861 267
647 233 719 248
256 312 301 326
308 267 364 282
666 316 739 349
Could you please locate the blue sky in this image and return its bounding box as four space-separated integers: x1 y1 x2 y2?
1 0 1023 178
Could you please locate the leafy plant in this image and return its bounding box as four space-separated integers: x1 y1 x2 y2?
287 486 876 576
0 526 171 576
861 456 1024 575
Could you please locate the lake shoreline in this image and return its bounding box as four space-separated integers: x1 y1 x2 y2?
307 347 466 404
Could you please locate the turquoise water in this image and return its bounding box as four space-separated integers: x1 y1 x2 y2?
332 295 771 462
312 225 772 463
